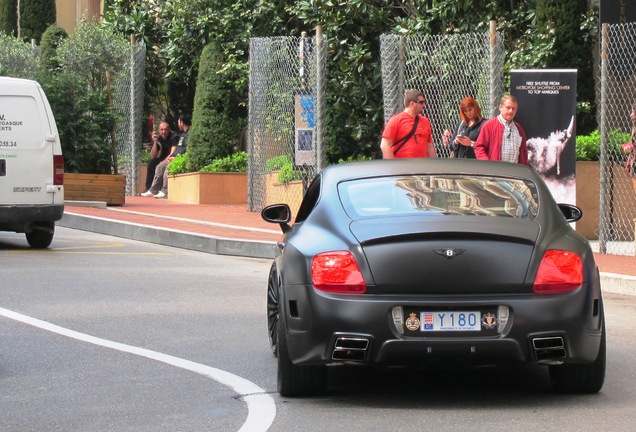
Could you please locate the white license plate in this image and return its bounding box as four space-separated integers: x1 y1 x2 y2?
420 311 481 332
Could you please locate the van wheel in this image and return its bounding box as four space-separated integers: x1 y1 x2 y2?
26 222 55 248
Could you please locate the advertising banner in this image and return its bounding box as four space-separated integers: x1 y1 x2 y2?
293 90 315 167
511 69 577 205
600 0 636 24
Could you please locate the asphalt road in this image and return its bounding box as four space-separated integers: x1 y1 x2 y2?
1 227 635 432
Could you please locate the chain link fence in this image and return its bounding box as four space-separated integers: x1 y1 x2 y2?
114 41 146 196
597 23 636 256
245 27 635 256
247 33 327 213
380 29 504 158
247 30 502 213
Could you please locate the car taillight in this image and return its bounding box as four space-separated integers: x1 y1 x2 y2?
312 251 366 293
54 155 64 185
533 250 583 294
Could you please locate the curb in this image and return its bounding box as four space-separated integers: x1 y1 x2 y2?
599 273 636 297
59 212 277 260
64 200 108 209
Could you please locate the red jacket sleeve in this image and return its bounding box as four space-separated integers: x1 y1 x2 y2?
516 122 529 165
474 119 492 160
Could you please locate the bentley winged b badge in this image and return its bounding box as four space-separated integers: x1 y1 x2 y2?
433 248 466 259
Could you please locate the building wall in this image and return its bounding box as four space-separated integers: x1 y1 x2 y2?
56 0 102 34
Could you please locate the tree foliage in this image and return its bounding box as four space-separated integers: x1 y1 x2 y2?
39 23 67 74
101 0 599 164
288 0 397 161
56 18 129 93
40 73 115 174
50 19 128 173
0 32 37 78
18 0 55 42
200 151 248 173
187 42 245 171
102 0 172 121
0 0 16 36
535 0 597 134
103 0 289 125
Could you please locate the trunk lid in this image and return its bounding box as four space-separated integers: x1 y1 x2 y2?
351 215 539 295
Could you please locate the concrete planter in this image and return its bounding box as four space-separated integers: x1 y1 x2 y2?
167 172 247 205
264 172 304 216
64 173 126 206
137 163 147 194
575 161 600 240
575 160 636 241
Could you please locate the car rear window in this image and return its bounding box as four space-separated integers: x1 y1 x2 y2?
338 175 539 220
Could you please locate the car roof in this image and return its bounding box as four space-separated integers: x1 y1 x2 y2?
320 158 541 186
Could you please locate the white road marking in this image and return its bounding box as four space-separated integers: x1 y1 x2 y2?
0 307 276 432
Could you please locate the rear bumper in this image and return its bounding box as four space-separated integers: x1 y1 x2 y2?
283 284 603 367
0 204 64 225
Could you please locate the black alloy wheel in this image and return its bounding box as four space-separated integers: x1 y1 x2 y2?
267 264 280 357
276 308 328 397
550 314 606 394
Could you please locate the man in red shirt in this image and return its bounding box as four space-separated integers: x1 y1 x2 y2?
380 89 436 159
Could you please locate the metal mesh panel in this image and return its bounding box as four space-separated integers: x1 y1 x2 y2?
380 32 504 158
598 23 636 255
113 41 146 196
247 34 327 212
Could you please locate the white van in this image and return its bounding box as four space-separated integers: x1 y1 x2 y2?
0 76 64 248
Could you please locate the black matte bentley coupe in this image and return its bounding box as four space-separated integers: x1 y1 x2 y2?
262 158 605 397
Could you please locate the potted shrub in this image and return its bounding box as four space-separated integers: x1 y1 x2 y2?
167 152 248 205
263 155 305 215
575 129 632 240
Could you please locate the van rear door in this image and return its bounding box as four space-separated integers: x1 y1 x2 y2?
0 80 59 206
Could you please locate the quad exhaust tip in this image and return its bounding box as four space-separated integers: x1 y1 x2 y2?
332 337 369 361
532 336 566 361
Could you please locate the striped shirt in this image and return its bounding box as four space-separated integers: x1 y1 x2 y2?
499 115 522 163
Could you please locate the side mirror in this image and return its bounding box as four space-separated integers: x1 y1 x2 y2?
558 203 582 223
261 204 292 233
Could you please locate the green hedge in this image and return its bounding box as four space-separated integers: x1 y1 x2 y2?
167 153 188 175
576 129 631 161
200 151 247 173
168 151 248 175
39 24 67 73
264 155 303 183
187 42 244 171
19 0 55 43
0 0 17 36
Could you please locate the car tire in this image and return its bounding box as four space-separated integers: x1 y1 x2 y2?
26 222 55 249
277 304 328 397
267 264 280 357
549 317 606 394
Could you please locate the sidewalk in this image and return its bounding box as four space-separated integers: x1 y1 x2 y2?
59 196 636 296
60 196 281 259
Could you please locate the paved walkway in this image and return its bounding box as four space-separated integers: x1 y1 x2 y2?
59 196 636 296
